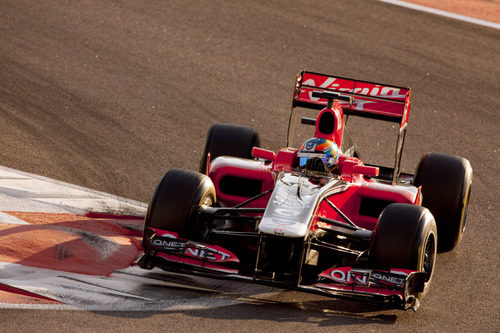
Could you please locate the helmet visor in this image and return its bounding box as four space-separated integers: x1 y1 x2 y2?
298 152 328 168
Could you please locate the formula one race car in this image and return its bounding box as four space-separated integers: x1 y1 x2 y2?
137 71 472 311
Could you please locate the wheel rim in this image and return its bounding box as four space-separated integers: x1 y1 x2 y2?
461 187 471 233
423 234 436 282
201 195 213 207
194 193 214 240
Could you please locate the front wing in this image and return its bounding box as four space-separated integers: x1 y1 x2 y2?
138 228 425 311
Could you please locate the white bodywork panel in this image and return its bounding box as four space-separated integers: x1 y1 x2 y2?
258 173 345 238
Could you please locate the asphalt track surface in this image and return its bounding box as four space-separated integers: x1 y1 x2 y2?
0 0 499 332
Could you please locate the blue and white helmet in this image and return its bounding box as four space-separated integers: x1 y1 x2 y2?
298 137 339 171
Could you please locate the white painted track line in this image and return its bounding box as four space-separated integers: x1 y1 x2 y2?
378 0 500 30
0 165 147 216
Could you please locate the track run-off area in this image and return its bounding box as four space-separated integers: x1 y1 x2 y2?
0 166 281 311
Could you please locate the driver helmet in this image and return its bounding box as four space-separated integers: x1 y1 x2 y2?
298 137 339 171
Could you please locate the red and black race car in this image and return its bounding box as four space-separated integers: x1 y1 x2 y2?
137 71 472 311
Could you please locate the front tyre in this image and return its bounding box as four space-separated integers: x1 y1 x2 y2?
143 169 216 247
199 123 260 174
373 203 437 299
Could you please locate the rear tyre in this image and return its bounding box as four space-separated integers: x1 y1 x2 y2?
414 152 473 252
143 169 216 247
199 123 260 174
373 203 437 298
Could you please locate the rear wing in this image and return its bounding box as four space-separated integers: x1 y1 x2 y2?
290 71 412 183
293 71 411 128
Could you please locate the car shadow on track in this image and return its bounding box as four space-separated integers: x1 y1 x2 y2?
93 291 399 326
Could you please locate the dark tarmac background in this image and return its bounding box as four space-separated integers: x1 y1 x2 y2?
0 0 499 331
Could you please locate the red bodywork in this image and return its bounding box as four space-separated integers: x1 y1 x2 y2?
295 71 411 128
209 147 420 232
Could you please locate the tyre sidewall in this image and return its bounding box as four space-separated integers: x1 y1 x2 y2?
143 169 216 246
415 152 472 252
199 123 260 173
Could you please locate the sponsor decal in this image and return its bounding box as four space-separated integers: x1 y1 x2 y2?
151 235 238 263
271 218 296 225
297 73 409 117
305 142 317 151
325 267 370 285
297 152 327 158
273 208 301 217
371 272 406 287
185 247 233 262
152 239 186 249
302 75 406 100
320 267 409 288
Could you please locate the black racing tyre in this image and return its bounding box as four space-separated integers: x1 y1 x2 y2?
414 152 473 252
199 123 260 174
143 169 216 246
373 203 437 298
